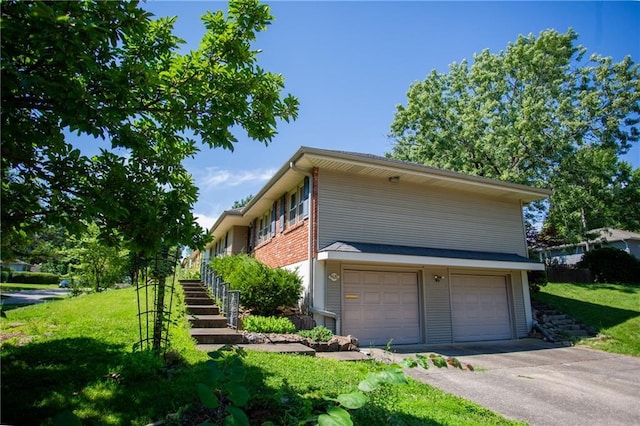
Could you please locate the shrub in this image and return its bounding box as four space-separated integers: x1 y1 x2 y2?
7 271 60 284
210 255 302 316
242 315 296 334
1 270 10 283
577 247 640 284
527 270 548 293
298 326 334 342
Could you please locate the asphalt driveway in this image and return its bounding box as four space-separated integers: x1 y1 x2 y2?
370 339 640 426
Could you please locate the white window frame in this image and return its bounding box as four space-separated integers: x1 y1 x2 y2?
288 178 309 226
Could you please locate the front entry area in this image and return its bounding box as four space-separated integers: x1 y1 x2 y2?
450 274 513 342
342 270 420 346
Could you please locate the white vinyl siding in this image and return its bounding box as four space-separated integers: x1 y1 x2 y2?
317 170 527 256
511 273 528 337
424 270 453 344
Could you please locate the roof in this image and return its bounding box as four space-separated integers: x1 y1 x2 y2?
534 228 640 252
319 241 544 271
207 146 552 242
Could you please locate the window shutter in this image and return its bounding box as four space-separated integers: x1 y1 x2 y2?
280 195 286 231
271 203 277 236
302 176 310 217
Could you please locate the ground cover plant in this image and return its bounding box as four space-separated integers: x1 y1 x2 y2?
0 284 521 425
533 282 640 357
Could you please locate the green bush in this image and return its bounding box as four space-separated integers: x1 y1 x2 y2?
1 270 10 283
242 315 296 334
298 326 334 342
577 247 640 284
210 255 302 316
7 271 60 284
527 270 548 293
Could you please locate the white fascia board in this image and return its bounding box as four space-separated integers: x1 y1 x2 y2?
317 251 545 271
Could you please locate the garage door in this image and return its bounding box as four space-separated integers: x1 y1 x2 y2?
451 275 512 342
343 270 419 346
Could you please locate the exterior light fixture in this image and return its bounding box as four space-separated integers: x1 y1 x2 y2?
328 272 340 282
389 176 400 183
434 275 444 282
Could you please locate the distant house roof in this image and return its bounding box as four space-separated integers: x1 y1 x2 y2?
590 228 640 242
534 228 640 252
319 241 544 271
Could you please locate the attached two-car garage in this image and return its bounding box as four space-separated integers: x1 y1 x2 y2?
341 269 514 345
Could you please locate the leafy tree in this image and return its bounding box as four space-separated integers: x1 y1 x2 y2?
1 0 298 350
388 29 639 243
67 223 129 291
232 194 254 209
1 0 298 256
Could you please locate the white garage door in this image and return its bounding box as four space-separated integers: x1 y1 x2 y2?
451 275 512 342
343 270 419 346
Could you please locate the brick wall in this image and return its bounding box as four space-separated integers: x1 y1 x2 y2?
253 168 319 268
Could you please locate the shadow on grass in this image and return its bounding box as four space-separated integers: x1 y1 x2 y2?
533 292 640 330
0 337 210 425
571 283 640 294
1 338 440 426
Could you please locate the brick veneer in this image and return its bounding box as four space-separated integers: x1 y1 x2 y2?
253 167 319 268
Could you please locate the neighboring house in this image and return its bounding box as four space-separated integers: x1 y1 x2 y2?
0 260 32 272
535 228 640 266
205 147 550 346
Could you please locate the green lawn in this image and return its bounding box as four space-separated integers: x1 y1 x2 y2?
533 282 640 357
1 286 519 425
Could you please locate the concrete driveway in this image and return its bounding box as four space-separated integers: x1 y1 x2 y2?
370 339 640 426
1 289 69 306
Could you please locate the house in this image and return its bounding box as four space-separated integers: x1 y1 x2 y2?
0 259 33 272
535 228 640 266
205 147 550 345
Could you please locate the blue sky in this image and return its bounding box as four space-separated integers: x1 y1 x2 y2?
140 1 640 230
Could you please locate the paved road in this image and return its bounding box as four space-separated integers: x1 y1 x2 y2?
369 339 640 426
1 289 70 306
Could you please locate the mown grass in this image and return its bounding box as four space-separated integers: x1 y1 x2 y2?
533 282 640 357
0 286 520 425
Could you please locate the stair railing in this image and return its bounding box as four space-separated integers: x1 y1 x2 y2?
201 262 240 330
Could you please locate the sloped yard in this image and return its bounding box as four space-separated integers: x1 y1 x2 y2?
532 282 640 357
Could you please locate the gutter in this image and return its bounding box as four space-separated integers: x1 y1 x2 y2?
289 161 315 315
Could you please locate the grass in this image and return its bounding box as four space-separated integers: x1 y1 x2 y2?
0 286 520 426
533 282 640 357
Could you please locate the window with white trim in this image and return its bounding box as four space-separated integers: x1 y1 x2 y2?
257 209 271 244
288 177 309 226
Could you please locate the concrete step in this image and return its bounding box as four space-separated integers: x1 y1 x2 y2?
190 327 244 344
545 314 570 321
185 296 215 306
549 319 575 326
189 314 228 328
187 305 220 316
196 342 316 356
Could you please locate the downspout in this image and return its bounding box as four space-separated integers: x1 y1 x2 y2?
289 161 340 332
289 161 315 312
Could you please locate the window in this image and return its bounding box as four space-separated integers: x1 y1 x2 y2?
288 177 310 226
258 209 271 244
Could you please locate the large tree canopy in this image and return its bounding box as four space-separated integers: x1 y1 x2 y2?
1 0 298 258
388 29 639 243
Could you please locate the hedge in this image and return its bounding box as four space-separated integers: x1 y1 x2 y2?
7 271 60 284
210 254 302 316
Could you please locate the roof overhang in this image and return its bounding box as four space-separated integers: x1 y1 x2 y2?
318 241 545 271
207 146 552 247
